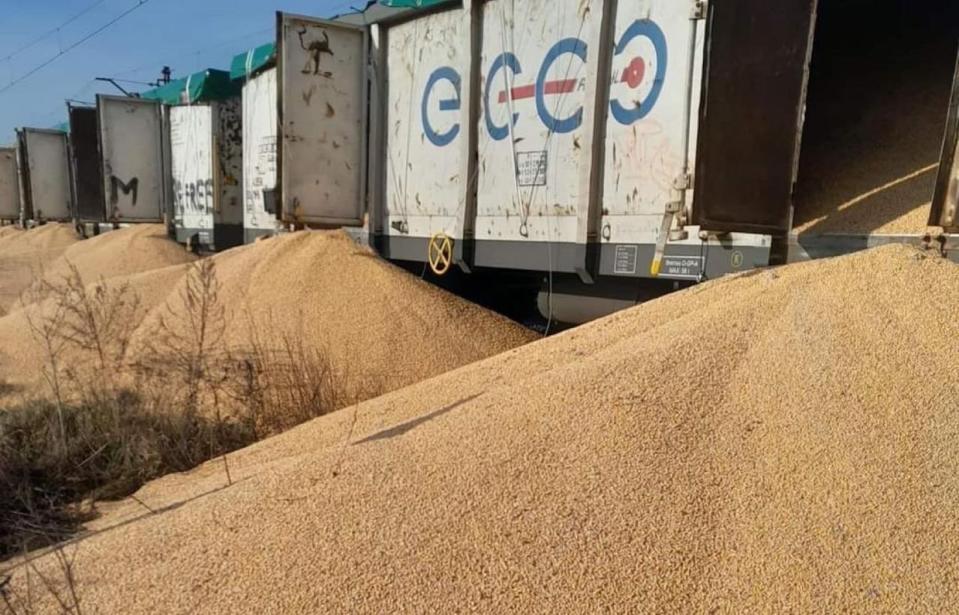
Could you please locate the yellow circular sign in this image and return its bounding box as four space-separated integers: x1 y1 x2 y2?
428 232 454 276
731 250 744 269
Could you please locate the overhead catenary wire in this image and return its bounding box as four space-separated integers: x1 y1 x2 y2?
0 0 153 96
0 0 110 62
110 26 274 79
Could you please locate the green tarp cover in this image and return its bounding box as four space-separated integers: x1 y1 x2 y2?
230 42 276 81
140 69 240 104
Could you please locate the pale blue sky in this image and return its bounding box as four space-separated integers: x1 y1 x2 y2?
0 0 362 142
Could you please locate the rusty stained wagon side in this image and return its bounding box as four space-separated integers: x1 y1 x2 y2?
276 12 368 228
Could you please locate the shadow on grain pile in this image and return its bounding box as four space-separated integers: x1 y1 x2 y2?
6 243 959 613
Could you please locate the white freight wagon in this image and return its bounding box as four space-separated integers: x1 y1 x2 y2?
0 147 20 222
171 99 243 250
96 94 167 223
162 69 245 250
369 0 768 281
15 128 72 222
361 0 959 319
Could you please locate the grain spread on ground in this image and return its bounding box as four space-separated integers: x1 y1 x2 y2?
0 224 198 397
0 223 78 314
129 230 538 398
0 263 194 398
0 229 535 404
35 223 196 291
7 244 957 613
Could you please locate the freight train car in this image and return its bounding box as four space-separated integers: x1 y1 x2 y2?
15 128 72 223
160 69 245 251
355 0 959 321
232 15 367 244
0 147 20 223
96 94 168 224
234 43 279 243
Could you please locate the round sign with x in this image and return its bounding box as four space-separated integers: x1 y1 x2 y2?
428 232 454 275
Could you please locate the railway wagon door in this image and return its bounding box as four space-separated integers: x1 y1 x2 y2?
19 129 72 222
97 95 166 222
931 52 959 232
68 104 106 222
691 0 817 235
0 148 20 221
277 12 367 227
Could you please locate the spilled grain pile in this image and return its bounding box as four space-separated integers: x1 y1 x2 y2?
0 224 196 397
0 263 194 398
0 223 77 314
0 229 533 404
33 224 196 294
8 244 958 613
130 230 537 397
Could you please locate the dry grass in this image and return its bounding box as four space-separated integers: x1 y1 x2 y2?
0 258 375 571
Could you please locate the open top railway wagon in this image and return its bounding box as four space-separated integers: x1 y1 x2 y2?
375 2 956 259
239 0 959 320
5 0 959 323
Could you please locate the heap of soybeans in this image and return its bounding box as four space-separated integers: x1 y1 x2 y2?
0 227 535 402
8 243 958 613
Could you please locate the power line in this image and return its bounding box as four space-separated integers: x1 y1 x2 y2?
111 26 273 78
0 0 152 96
2 0 110 61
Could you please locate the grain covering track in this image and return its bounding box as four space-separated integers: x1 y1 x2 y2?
36 223 196 289
130 230 537 395
0 229 533 403
9 244 959 613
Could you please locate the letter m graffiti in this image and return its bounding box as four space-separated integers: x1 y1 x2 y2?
110 176 139 206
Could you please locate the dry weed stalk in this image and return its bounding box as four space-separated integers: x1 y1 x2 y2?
1 541 82 615
223 309 354 436
141 258 226 417
21 283 70 450
2 254 373 602
23 261 141 407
